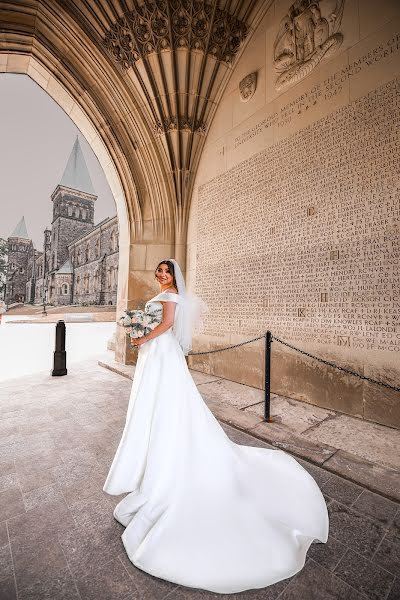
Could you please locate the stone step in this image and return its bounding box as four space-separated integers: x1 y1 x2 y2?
98 357 400 503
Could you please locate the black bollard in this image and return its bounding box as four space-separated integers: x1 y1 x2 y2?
52 320 67 376
264 331 273 422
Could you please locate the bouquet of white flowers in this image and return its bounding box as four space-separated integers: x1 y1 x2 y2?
119 305 162 347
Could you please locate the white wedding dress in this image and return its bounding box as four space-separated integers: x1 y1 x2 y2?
103 291 329 594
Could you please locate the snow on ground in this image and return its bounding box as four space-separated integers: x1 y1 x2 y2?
0 318 115 382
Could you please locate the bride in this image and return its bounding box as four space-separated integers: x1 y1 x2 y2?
103 258 329 594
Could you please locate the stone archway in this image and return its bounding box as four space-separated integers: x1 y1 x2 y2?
1 0 268 363
1 51 161 364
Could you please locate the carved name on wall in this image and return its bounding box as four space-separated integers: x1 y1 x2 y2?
196 78 400 353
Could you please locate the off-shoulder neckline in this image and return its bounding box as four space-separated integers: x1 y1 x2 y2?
158 291 178 295
148 291 180 301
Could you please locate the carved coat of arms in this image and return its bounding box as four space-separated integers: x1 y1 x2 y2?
273 0 345 91
239 72 257 102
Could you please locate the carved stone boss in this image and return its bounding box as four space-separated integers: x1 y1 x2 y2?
104 2 248 70
239 72 258 102
273 0 345 91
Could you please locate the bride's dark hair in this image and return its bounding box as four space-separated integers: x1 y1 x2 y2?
155 260 177 290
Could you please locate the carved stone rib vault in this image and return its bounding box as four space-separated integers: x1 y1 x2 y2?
1 0 270 245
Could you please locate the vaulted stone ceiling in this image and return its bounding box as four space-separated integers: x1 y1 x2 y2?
1 0 270 244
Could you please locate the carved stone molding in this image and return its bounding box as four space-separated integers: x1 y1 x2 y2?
98 0 267 211
153 117 207 136
103 1 248 70
239 72 257 102
273 0 345 91
2 0 270 239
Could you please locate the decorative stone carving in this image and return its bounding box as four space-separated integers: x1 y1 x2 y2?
104 1 248 69
153 117 207 136
239 72 258 102
273 0 345 91
100 0 253 225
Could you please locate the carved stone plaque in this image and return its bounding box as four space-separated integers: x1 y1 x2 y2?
196 78 400 355
273 0 345 91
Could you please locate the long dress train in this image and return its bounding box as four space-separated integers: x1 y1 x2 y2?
103 291 329 594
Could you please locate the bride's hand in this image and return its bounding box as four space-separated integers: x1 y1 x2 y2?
132 337 146 347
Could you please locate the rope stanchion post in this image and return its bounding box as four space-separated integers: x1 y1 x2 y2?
186 329 399 418
264 331 273 422
51 319 67 377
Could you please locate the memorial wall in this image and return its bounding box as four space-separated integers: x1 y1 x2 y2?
186 0 400 428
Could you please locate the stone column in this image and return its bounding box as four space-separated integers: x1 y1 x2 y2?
114 206 178 365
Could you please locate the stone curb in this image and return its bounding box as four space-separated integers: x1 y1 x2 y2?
6 316 115 324
98 358 400 503
98 359 134 380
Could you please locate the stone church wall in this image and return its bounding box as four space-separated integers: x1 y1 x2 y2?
187 0 400 428
71 217 118 305
5 239 30 303
52 273 73 306
102 251 119 305
52 216 93 271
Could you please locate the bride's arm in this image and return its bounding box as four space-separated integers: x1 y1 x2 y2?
132 301 176 346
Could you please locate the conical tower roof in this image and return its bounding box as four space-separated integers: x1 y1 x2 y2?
10 216 29 239
60 136 96 195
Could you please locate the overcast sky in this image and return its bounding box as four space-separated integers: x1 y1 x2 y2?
0 74 116 249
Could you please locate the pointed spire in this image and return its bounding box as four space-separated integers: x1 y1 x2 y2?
60 136 96 195
10 216 29 239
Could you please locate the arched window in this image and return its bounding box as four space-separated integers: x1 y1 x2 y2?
75 206 80 218
94 269 99 291
95 237 100 257
67 204 72 216
85 244 90 262
110 266 114 289
77 248 82 265
82 208 86 219
110 229 118 252
109 266 118 290
76 276 80 293
62 283 69 295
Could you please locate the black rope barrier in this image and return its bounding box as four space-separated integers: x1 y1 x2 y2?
188 330 400 421
187 334 265 355
271 335 400 393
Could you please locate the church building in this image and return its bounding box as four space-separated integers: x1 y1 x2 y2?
5 137 119 307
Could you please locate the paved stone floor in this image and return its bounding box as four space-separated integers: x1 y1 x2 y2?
0 358 399 600
100 355 400 503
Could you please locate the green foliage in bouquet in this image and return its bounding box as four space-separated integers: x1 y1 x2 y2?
119 304 163 347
